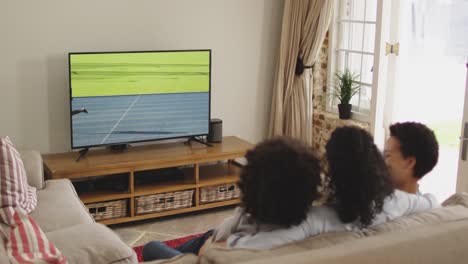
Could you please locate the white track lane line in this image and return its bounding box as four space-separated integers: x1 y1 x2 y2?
100 95 141 144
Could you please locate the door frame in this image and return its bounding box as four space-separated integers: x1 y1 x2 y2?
369 0 392 148
456 62 468 192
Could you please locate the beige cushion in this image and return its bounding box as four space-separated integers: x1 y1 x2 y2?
19 150 45 190
46 223 136 264
442 192 468 207
142 254 199 264
31 179 94 232
201 231 364 264
241 220 468 264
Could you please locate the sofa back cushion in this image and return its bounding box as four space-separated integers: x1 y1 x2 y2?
200 231 364 264
442 192 468 207
18 150 45 190
202 193 468 264
0 207 67 264
0 137 37 213
30 179 94 233
364 193 468 235
240 220 468 264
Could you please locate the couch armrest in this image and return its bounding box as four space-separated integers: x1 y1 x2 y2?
46 223 137 264
19 150 45 190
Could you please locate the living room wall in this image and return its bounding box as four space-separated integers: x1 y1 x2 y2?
0 0 284 153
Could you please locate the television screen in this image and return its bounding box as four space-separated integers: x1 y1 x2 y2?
69 50 211 149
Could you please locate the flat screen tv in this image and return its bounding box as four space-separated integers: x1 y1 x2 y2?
69 50 211 149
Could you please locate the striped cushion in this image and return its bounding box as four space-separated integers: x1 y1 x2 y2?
0 207 67 264
0 137 37 213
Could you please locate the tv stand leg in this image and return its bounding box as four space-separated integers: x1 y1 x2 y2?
76 148 89 162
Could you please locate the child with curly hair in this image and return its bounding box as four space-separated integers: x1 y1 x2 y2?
143 137 322 261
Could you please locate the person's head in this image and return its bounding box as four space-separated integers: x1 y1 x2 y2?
325 126 393 227
384 122 439 192
240 137 321 227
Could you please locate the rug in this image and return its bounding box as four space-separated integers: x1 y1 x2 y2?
133 233 203 262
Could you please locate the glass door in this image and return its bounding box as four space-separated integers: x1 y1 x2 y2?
384 0 468 201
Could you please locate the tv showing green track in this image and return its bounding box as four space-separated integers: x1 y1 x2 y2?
69 50 211 148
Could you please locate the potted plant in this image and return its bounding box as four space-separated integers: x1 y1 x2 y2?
329 69 361 119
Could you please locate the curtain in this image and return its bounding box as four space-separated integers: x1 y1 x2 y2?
268 0 333 144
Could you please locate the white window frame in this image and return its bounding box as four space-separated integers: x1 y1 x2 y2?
327 0 378 123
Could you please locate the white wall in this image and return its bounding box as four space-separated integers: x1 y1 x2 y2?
0 0 284 153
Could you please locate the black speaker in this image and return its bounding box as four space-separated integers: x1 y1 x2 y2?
208 118 223 143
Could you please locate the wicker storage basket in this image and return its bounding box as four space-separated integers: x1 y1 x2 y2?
200 183 240 204
86 199 128 221
135 189 194 215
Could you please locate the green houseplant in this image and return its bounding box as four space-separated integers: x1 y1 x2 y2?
329 69 361 119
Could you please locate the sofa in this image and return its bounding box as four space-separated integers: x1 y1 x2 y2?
154 193 468 264
0 150 139 264
3 151 468 264
0 150 198 264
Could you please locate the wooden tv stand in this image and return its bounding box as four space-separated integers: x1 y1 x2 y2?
42 136 253 225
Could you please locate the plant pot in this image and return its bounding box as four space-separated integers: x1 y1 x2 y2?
338 103 352 119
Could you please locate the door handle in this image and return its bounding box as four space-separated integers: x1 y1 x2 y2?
461 122 468 161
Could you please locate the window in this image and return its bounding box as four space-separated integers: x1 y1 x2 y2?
328 0 378 119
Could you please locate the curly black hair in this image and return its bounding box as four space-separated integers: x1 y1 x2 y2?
326 126 394 227
389 122 439 179
239 137 321 227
